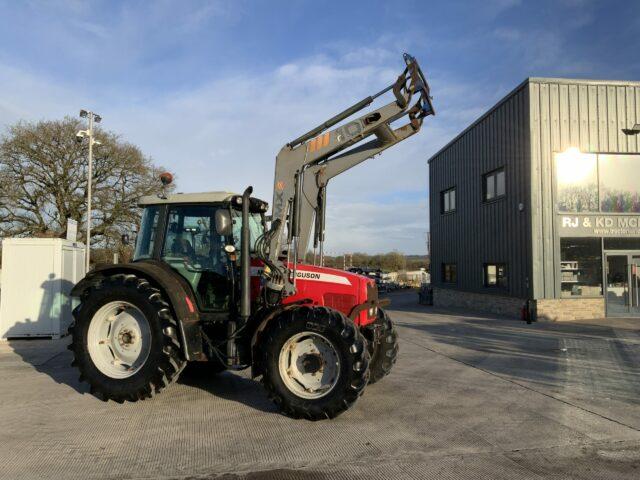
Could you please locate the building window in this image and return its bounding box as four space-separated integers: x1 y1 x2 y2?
599 154 640 213
484 263 507 288
556 151 598 212
441 187 456 214
560 238 602 297
442 263 457 284
483 168 505 202
603 238 640 251
555 152 640 213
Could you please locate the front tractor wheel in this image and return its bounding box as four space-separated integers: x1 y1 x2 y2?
260 306 370 420
69 273 186 402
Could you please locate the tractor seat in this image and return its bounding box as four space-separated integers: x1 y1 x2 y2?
171 238 195 257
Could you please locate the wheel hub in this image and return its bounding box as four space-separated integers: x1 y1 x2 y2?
117 329 137 348
300 353 323 374
278 332 340 399
87 301 151 379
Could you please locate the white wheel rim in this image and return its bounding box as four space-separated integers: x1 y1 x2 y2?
87 301 152 379
278 331 341 400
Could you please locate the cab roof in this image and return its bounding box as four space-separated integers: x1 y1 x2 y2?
138 191 238 207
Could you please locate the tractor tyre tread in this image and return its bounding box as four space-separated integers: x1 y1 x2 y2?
259 306 370 421
368 308 399 384
69 273 186 402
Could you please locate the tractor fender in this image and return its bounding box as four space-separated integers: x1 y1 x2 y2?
70 260 205 361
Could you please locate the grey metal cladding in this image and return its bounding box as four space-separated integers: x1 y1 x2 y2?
529 78 640 299
428 82 532 299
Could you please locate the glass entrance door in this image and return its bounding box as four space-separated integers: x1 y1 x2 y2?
632 256 640 316
605 253 640 317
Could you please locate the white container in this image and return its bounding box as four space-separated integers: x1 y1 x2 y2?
0 238 85 339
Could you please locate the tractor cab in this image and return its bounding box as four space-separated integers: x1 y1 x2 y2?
134 192 268 312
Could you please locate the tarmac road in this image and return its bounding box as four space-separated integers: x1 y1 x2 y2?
0 290 639 479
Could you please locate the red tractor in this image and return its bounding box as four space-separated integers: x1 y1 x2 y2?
69 54 434 420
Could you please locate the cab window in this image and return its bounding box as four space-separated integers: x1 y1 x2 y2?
162 205 230 311
231 210 264 255
133 206 159 260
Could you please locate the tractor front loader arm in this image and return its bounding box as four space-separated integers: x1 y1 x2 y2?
297 117 422 256
263 53 435 297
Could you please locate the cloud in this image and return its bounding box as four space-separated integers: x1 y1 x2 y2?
324 197 429 255
483 0 523 18
0 63 89 123
70 20 111 39
493 27 523 42
0 1 244 92
0 37 494 255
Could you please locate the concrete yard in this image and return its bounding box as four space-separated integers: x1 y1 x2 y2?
1 291 639 479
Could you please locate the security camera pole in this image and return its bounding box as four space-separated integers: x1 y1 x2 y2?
77 110 102 271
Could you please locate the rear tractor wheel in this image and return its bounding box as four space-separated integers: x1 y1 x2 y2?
260 306 370 420
368 308 399 384
69 273 186 402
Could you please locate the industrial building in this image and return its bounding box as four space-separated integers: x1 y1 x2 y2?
428 77 640 321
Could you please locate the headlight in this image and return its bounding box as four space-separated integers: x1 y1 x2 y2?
368 307 375 317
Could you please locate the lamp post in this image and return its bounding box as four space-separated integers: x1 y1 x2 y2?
76 110 102 271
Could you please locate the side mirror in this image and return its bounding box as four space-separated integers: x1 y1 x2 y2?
215 209 233 236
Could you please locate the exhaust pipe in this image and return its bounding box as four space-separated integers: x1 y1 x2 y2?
227 185 253 365
240 186 253 322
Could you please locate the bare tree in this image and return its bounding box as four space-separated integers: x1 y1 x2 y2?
317 251 424 272
0 117 172 249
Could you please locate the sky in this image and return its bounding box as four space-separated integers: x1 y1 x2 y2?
1 0 639 255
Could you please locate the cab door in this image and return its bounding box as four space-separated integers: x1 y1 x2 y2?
161 204 231 311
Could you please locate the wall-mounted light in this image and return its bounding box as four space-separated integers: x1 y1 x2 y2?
622 124 640 136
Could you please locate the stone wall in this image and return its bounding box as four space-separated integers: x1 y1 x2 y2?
535 298 605 322
433 287 525 318
433 287 606 321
